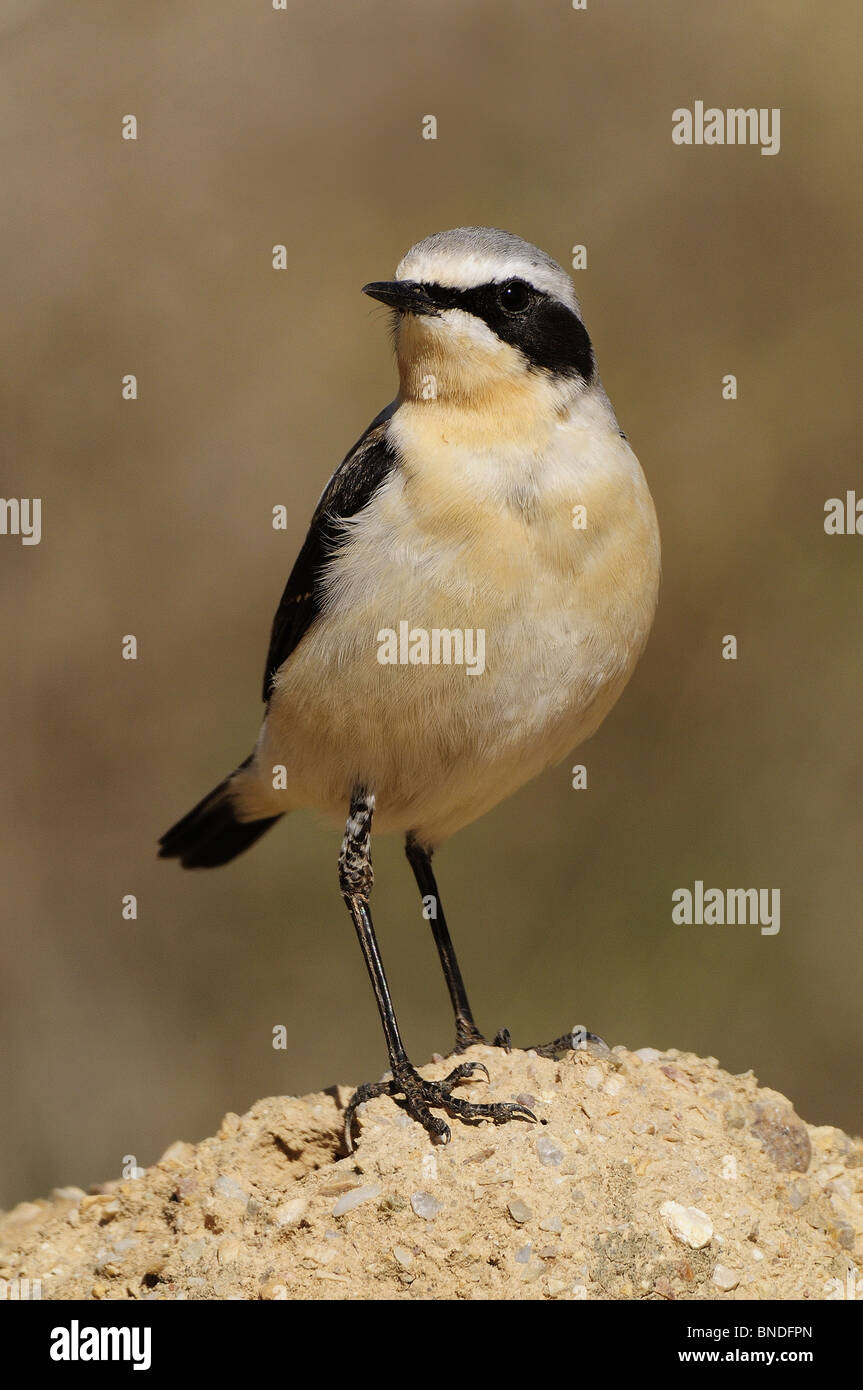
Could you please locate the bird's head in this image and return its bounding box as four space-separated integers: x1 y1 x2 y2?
363 227 596 415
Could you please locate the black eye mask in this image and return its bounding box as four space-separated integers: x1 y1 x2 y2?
420 279 595 382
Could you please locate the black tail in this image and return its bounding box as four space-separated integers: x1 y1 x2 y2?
158 767 282 869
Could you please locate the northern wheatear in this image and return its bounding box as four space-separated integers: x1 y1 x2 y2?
160 227 661 1145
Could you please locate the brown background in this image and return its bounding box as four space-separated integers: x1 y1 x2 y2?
1 0 861 1207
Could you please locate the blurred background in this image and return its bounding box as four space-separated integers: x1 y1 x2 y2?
1 0 861 1207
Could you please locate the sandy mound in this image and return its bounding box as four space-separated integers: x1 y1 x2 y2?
1 1044 860 1300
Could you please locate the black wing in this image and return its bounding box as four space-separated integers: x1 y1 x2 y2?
262 401 399 701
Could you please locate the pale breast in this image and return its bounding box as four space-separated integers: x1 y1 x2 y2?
255 394 660 840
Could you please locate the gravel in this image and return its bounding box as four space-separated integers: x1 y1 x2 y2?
332 1184 381 1217
410 1192 442 1221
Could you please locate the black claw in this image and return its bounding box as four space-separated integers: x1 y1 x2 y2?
493 1027 512 1052
444 1061 490 1085
505 1103 536 1122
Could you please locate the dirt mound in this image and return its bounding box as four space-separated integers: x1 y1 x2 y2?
1 1044 860 1300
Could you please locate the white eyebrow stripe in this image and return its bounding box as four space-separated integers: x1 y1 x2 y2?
395 249 581 314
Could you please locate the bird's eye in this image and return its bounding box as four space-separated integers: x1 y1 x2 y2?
497 279 531 314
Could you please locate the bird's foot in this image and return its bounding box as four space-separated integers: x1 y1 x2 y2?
344 1059 536 1150
492 1024 611 1061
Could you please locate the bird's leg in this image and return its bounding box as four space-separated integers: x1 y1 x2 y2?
404 834 486 1053
341 795 536 1149
404 834 607 1059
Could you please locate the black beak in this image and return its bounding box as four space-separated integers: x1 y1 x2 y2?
362 280 438 316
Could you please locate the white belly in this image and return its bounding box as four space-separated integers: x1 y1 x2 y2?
242 396 660 845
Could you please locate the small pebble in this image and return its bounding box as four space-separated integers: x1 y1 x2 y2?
508 1198 533 1224
273 1197 307 1227
827 1176 853 1203
515 1243 532 1264
635 1048 662 1063
539 1215 562 1234
213 1175 248 1203
712 1264 740 1291
661 1064 695 1089
81 1196 120 1219
8 1203 42 1224
660 1200 714 1250
159 1140 194 1165
333 1183 381 1216
411 1192 442 1220
260 1280 289 1300
535 1135 564 1167
392 1245 414 1269
583 1067 603 1090
461 1146 496 1166
750 1101 811 1173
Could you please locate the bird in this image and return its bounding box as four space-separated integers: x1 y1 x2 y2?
159 226 661 1147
